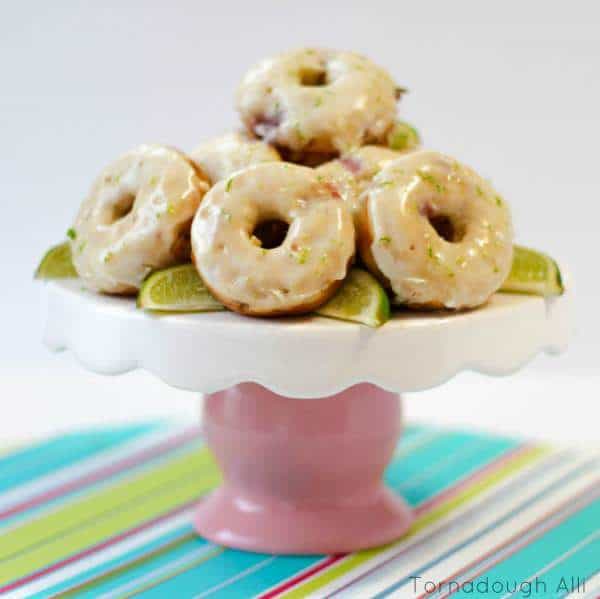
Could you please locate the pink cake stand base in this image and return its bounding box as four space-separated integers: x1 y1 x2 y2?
194 382 415 554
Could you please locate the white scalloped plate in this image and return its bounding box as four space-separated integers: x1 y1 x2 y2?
41 279 569 398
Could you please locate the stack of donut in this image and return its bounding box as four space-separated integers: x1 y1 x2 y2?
69 48 513 315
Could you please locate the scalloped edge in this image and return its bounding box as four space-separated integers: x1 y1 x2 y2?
40 274 569 399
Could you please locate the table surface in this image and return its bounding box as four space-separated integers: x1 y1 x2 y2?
0 421 598 598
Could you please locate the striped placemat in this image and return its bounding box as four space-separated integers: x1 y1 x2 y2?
0 422 598 598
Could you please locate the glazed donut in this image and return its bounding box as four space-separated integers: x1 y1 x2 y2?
190 132 280 184
191 162 355 316
236 48 399 155
358 150 513 309
70 145 209 294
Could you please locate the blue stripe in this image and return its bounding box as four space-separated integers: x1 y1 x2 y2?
34 525 201 598
402 438 518 505
195 555 319 598
372 456 593 598
545 540 599 599
386 434 518 505
0 439 205 529
0 424 159 493
139 549 275 597
453 496 600 598
385 432 488 490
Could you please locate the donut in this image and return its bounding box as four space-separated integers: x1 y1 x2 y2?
317 145 408 218
358 150 513 309
236 48 399 156
191 162 355 316
190 132 280 184
70 145 210 294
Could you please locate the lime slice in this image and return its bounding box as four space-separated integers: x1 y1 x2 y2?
500 245 564 297
316 268 390 327
35 242 78 279
386 120 421 151
138 264 224 312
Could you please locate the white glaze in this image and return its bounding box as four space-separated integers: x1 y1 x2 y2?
360 150 513 309
191 162 355 315
190 132 280 184
70 145 209 294
236 48 399 154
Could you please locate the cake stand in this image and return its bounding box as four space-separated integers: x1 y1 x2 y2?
41 279 569 554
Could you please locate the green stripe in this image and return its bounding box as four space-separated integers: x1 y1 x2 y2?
0 447 220 585
55 532 198 598
280 446 548 598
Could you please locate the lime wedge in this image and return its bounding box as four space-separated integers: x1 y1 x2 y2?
500 245 564 297
316 268 390 327
35 242 78 279
386 120 421 151
138 264 224 312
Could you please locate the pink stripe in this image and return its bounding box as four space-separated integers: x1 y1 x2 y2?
0 500 197 593
258 556 344 599
0 427 201 520
414 444 532 516
258 444 532 598
431 483 600 599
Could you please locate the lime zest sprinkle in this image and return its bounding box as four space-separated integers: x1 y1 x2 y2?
167 202 176 215
225 177 234 193
103 252 114 263
66 228 77 241
291 247 311 264
427 244 441 262
314 96 323 107
417 169 445 193
379 236 392 246
149 175 159 186
78 241 87 253
475 185 484 197
221 209 232 222
495 195 503 206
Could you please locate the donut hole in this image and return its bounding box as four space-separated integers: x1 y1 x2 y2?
252 219 289 249
428 214 465 243
111 193 135 222
299 67 328 86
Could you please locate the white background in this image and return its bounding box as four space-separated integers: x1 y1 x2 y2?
1 1 598 444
